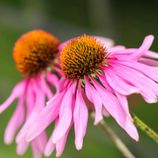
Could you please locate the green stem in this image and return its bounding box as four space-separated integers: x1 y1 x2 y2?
91 113 135 158
132 113 158 143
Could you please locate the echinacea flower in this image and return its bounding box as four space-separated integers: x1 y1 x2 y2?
0 30 61 158
24 34 158 157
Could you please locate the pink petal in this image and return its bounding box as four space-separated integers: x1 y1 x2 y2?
115 92 139 141
0 80 26 113
56 130 69 157
34 132 47 153
144 50 158 59
73 83 88 150
109 48 134 56
44 136 55 157
55 118 71 157
31 77 46 111
31 141 42 158
16 78 46 143
116 60 158 82
57 77 70 92
52 83 76 143
31 132 47 158
105 68 139 95
46 71 59 92
139 58 158 66
26 92 64 142
4 97 25 144
108 45 126 53
58 40 69 52
51 66 63 76
102 107 110 117
40 74 54 99
94 36 114 48
112 64 158 103
25 79 35 112
91 77 139 140
85 76 103 124
114 92 129 116
91 77 126 124
129 35 154 59
16 80 35 143
97 73 113 91
16 140 29 156
44 119 59 157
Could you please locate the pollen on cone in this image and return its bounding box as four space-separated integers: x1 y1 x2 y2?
60 35 106 79
13 30 60 76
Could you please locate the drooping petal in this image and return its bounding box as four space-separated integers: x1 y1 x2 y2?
73 82 88 150
16 140 29 156
25 79 35 112
31 141 42 158
44 119 59 157
26 92 63 142
54 117 71 157
0 80 26 113
112 63 158 103
90 77 139 140
16 80 35 143
31 133 47 158
56 130 69 157
116 60 158 82
85 76 103 124
102 107 110 117
97 73 113 91
129 35 154 60
44 119 70 158
114 92 129 116
44 135 55 157
104 68 139 95
91 77 126 125
52 83 76 143
31 77 46 111
40 74 54 99
115 92 139 141
46 71 59 92
144 50 158 59
4 96 25 144
34 132 47 153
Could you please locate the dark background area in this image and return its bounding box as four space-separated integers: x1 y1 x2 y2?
0 0 158 157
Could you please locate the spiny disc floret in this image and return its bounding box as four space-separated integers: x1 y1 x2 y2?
13 30 60 76
60 35 106 79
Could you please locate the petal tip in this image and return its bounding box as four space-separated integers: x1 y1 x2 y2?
94 117 103 126
145 34 154 43
4 137 12 145
75 141 83 151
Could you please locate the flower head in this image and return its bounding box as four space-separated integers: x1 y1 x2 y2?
61 35 106 79
13 30 60 76
0 30 61 158
23 34 158 157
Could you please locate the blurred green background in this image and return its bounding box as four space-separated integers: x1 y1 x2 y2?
0 0 158 157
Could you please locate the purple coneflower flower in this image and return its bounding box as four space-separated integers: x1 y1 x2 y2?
0 30 61 158
25 34 158 157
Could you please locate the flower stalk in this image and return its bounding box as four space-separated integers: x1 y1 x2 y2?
132 113 158 143
91 113 135 158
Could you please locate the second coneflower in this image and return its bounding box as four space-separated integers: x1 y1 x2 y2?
0 30 61 158
25 34 158 157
